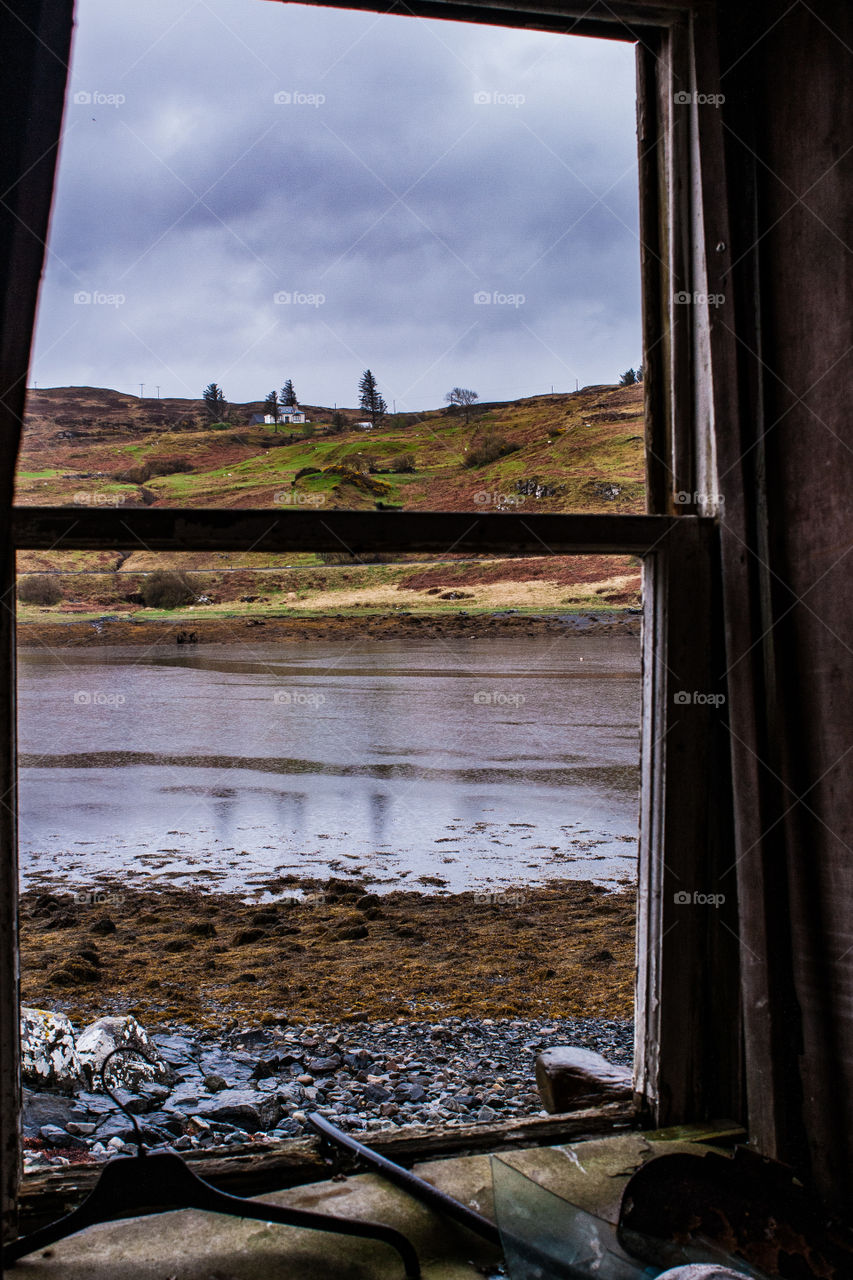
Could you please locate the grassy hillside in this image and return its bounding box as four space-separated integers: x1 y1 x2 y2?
18 383 644 512
15 384 645 619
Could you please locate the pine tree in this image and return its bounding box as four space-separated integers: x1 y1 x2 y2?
359 369 387 427
281 379 296 407
263 390 280 431
202 383 228 421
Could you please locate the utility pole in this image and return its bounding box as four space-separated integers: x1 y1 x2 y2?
139 383 144 398
155 386 160 398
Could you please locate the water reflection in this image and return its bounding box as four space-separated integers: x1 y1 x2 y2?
17 635 641 894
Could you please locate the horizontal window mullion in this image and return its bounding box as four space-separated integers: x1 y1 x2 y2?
11 507 711 557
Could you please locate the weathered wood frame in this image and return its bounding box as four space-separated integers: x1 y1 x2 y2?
0 0 749 1250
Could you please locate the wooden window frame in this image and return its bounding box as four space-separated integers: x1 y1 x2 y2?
0 0 746 1240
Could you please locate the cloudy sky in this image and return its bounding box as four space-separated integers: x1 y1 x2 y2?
31 0 641 411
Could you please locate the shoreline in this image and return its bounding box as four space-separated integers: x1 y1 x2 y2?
22 1013 634 1168
21 875 635 1165
17 607 642 648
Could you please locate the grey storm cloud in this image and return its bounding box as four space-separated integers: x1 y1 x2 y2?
33 0 641 408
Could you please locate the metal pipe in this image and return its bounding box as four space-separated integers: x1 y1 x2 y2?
306 1112 502 1248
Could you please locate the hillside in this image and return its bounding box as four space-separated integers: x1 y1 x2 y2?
15 384 645 622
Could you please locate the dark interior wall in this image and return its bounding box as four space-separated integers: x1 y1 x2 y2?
716 0 853 1206
0 0 74 1238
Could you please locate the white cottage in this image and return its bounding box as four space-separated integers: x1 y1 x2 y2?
265 408 308 425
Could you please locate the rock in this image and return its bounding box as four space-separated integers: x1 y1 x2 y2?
203 1073 228 1092
535 1046 632 1113
76 1016 173 1091
477 1105 498 1123
20 1009 82 1092
250 1054 299 1081
151 1033 195 1066
21 1090 77 1136
39 1124 88 1149
305 1055 341 1073
193 1089 285 1133
229 1028 272 1050
136 1083 171 1109
656 1271 751 1280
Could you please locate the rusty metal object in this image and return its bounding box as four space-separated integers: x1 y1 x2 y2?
618 1147 853 1279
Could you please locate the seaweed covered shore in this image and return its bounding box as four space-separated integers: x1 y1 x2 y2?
20 877 635 1029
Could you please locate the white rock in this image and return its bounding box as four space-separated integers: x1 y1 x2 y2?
76 1016 172 1091
20 1008 82 1092
658 1270 750 1279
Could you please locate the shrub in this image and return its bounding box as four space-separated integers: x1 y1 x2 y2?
117 465 149 484
118 456 193 484
154 456 193 476
294 466 321 480
390 453 416 473
139 570 197 609
17 575 62 606
346 454 378 474
464 437 521 468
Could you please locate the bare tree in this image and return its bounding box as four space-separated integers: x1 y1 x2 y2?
445 387 479 423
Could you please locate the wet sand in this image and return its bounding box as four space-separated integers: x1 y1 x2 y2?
20 876 635 1030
